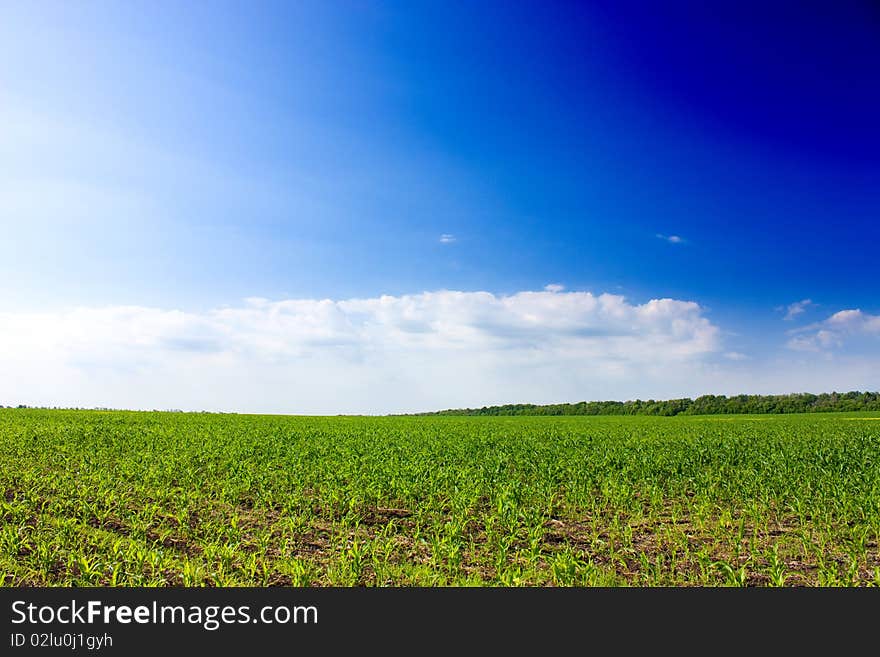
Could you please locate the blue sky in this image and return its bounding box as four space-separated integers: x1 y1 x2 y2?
1 1 878 413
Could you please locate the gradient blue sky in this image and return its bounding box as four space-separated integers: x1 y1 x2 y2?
2 1 878 413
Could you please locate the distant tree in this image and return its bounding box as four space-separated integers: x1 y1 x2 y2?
422 391 880 417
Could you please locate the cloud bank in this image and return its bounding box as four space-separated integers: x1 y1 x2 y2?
0 289 721 414
788 309 880 352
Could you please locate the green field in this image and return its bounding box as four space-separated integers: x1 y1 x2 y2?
1 409 879 586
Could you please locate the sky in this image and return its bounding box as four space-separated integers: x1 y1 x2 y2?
1 1 878 413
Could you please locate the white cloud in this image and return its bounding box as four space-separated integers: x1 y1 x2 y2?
439 234 456 244
723 351 750 361
787 309 880 352
656 233 684 244
0 289 721 414
544 284 565 293
783 299 813 321
685 354 880 398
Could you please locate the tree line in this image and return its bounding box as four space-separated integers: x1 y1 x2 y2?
421 391 880 417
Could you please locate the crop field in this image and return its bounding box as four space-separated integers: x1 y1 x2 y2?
1 409 879 586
